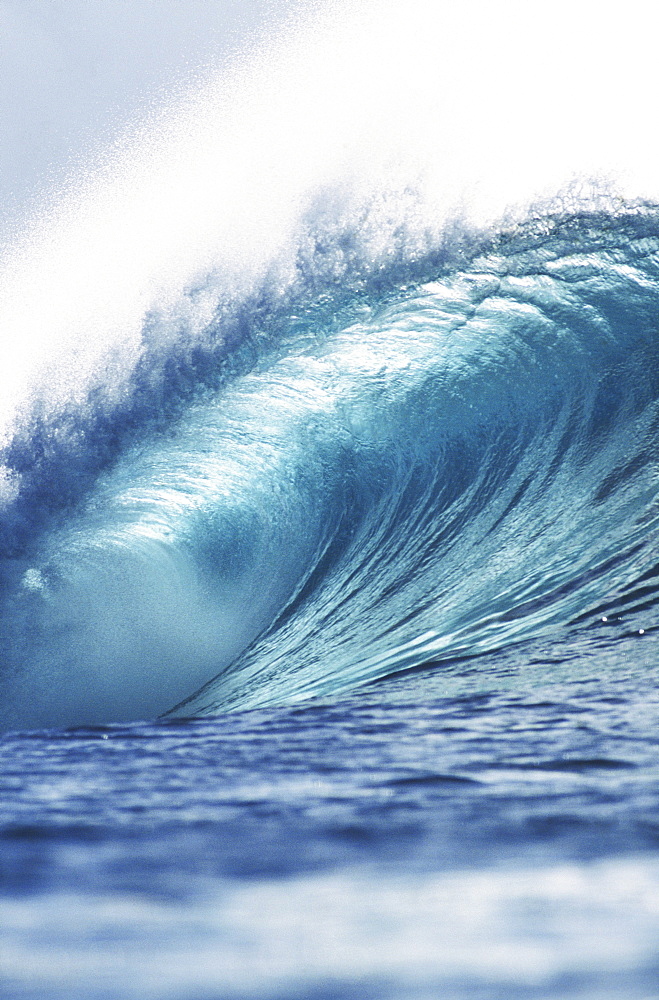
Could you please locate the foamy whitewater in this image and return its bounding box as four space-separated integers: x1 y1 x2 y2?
1 2 659 997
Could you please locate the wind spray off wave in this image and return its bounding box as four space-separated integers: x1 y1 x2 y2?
1 0 659 731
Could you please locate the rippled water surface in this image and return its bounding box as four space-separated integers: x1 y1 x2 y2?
3 627 659 999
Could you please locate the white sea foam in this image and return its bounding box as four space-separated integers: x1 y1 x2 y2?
1 0 657 452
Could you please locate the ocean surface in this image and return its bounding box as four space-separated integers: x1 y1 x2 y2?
1 2 659 997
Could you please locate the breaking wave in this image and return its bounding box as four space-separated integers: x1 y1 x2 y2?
1 0 659 730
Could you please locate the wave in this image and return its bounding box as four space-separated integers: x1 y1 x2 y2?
2 1 659 730
168 203 659 715
2 200 659 730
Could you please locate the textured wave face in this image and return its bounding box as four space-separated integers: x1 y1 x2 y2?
2 204 659 731
174 207 659 716
2 1 659 731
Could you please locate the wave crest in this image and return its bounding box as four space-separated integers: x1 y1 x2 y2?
2 202 659 730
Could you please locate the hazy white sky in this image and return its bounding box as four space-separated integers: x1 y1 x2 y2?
4 0 659 240
0 0 298 231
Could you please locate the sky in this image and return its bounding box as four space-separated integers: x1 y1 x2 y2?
0 0 301 235
4 0 659 242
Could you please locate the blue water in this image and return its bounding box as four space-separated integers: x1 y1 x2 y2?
2 647 659 998
2 6 659 992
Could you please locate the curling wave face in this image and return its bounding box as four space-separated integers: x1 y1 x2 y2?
3 0 659 731
2 202 659 730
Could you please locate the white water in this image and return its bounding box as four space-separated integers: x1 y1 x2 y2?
1 0 658 497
